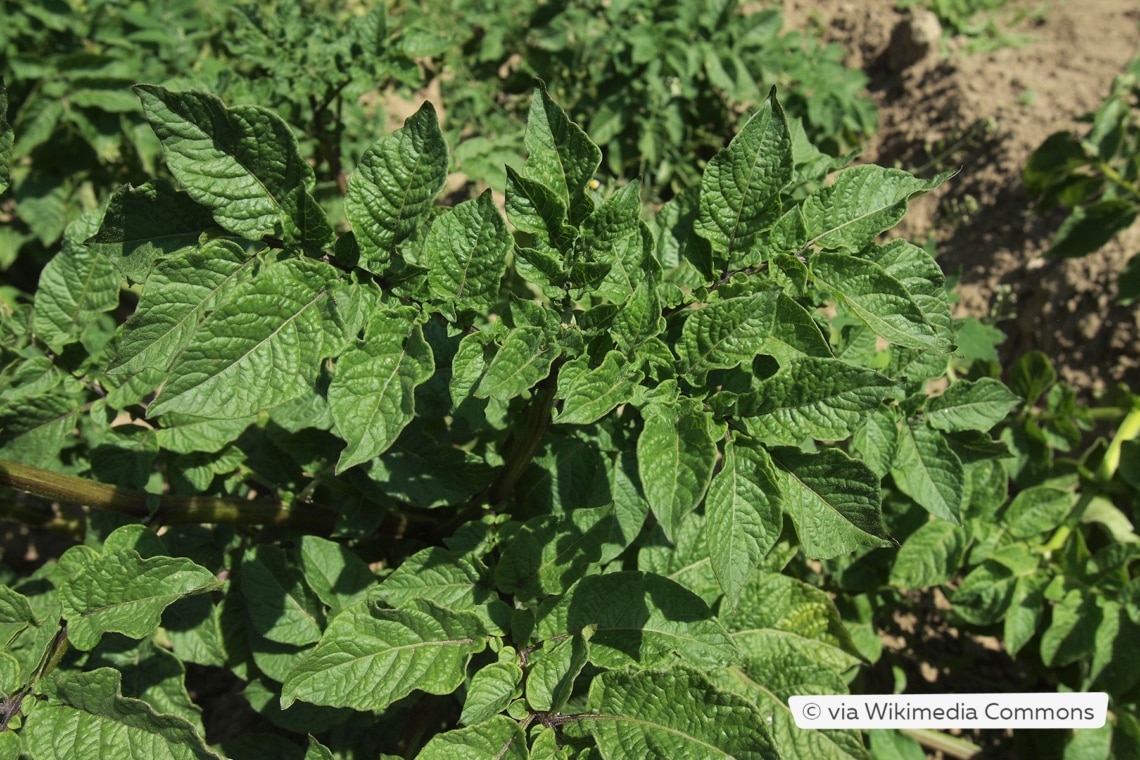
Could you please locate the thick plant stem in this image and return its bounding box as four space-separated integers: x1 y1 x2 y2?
0 458 336 532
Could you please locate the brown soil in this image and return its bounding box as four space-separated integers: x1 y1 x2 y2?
785 0 1140 395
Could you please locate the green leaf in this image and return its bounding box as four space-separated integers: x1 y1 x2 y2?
345 101 447 269
802 166 950 252
33 217 121 353
304 737 335 760
504 165 577 256
86 639 204 734
152 414 256 455
329 308 435 471
1004 486 1073 539
534 571 737 670
110 239 254 376
720 572 863 662
695 90 793 268
0 392 81 467
0 79 12 196
859 240 954 346
524 84 601 226
1004 570 1050 656
86 180 218 282
474 326 560 401
554 351 643 426
495 506 627 602
890 422 965 523
639 513 723 606
770 447 891 559
1047 200 1137 259
1008 351 1056 405
415 715 527 760
710 635 866 760
677 291 780 380
706 440 782 607
239 545 324 646
56 544 219 651
460 661 523 726
890 520 967 589
637 401 718 541
421 189 511 313
376 547 494 614
926 379 1021 432
0 585 34 647
1041 590 1103 668
23 669 222 760
950 560 1022 626
147 258 341 419
135 85 325 247
281 599 486 711
294 536 378 616
580 181 648 303
579 667 780 760
526 629 591 713
739 358 894 444
811 253 949 352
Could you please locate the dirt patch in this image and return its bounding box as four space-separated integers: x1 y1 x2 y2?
785 0 1140 395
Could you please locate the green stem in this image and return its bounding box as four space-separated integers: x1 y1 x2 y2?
1096 400 1140 483
1100 161 1140 204
901 728 981 758
486 362 562 506
0 458 336 533
1040 400 1140 554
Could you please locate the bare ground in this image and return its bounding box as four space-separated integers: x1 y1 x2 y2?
786 0 1140 395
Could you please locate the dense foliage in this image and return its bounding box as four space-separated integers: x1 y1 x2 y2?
1 2 1139 760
